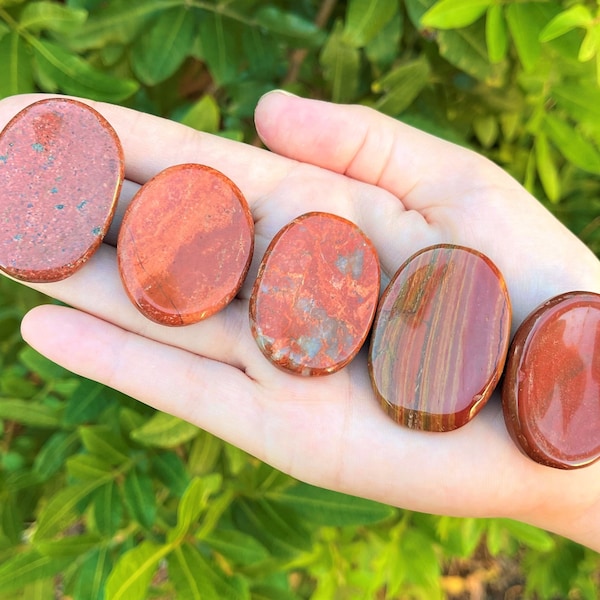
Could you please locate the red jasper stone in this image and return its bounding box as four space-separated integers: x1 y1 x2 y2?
250 212 380 376
369 244 511 432
0 98 123 282
502 291 600 469
118 164 254 326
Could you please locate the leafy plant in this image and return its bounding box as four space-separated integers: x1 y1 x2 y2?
1 0 600 598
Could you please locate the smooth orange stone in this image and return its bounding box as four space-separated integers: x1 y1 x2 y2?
0 98 123 282
369 244 511 431
118 164 254 326
250 212 380 376
503 291 600 469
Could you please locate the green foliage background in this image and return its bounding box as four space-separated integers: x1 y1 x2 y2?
1 0 600 598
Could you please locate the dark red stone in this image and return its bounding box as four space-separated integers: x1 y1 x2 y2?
502 291 600 469
0 98 123 282
117 164 254 326
250 212 380 376
369 244 511 431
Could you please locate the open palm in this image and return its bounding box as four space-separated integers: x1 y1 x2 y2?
2 92 599 550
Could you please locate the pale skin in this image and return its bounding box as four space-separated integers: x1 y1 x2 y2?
1 91 600 552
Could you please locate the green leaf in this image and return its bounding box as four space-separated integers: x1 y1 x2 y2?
400 528 442 592
250 585 300 600
64 0 179 50
131 6 195 85
486 4 508 63
170 475 222 541
0 398 61 428
130 411 199 448
35 533 101 557
539 5 592 42
19 346 66 381
578 26 600 62
168 543 249 600
472 114 499 148
33 430 79 479
553 83 600 124
1 495 22 545
223 442 249 476
105 540 169 600
365 10 403 70
373 57 430 115
93 480 122 536
204 529 269 565
267 482 395 526
63 379 108 426
34 478 108 540
505 3 545 71
437 22 502 83
151 450 191 497
421 0 492 30
123 465 157 529
168 544 216 600
187 430 222 476
80 426 129 465
232 498 312 558
66 454 115 480
535 132 561 203
543 113 600 174
199 12 241 86
485 519 506 556
319 20 361 103
0 32 34 99
180 95 220 133
501 520 556 552
33 39 138 102
0 550 69 594
20 1 87 34
254 6 324 47
71 547 112 600
343 0 398 47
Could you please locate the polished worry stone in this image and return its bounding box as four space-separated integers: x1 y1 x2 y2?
0 98 123 282
369 244 511 432
118 163 254 326
250 212 380 376
502 291 600 469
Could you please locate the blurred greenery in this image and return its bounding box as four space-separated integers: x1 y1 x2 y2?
1 0 600 598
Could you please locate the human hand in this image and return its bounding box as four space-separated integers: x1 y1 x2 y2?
2 92 599 551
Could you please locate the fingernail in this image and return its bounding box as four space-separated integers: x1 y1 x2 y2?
259 89 299 102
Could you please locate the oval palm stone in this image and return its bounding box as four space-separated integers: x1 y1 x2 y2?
502 291 600 469
0 98 123 282
250 212 380 376
369 244 511 431
118 163 254 326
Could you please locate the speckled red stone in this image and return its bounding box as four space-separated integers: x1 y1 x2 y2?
502 291 600 469
117 164 254 326
0 98 123 282
250 212 380 376
369 244 511 431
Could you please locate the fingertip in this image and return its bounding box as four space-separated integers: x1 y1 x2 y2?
20 304 78 358
254 89 300 146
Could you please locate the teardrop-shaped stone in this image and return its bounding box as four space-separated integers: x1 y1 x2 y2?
118 163 254 326
0 98 124 282
369 244 511 431
250 212 380 376
502 291 600 469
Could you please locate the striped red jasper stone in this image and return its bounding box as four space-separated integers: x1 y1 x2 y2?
0 98 123 282
369 244 511 432
502 291 600 469
250 212 380 376
118 164 254 326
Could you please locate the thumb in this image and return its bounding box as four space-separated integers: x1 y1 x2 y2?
254 91 498 205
